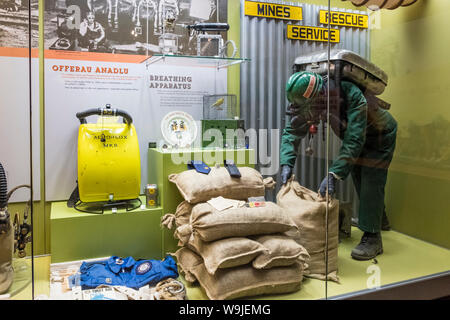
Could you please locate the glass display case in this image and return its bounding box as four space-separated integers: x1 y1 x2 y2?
1 0 448 303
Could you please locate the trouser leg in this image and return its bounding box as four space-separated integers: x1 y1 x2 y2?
356 125 397 233
357 165 388 233
352 164 390 231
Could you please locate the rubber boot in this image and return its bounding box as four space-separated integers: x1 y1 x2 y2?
351 232 383 261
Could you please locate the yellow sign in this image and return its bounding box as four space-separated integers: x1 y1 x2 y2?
287 25 340 43
319 10 368 29
245 1 303 21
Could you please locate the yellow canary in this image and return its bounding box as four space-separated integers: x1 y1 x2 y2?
211 98 225 108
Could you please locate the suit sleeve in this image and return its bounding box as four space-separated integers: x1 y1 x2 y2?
280 116 308 168
329 81 368 179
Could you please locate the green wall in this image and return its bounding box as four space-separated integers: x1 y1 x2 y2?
371 1 450 248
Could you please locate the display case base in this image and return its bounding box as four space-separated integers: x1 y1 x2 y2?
50 196 163 263
13 227 450 300
180 227 450 300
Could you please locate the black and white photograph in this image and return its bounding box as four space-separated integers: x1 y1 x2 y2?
44 0 228 56
0 0 38 48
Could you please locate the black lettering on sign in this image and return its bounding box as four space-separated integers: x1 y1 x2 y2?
345 14 351 25
299 26 306 38
245 1 302 21
329 30 336 42
284 7 290 17
257 4 264 15
287 25 340 43
319 10 368 29
358 15 363 26
276 6 282 17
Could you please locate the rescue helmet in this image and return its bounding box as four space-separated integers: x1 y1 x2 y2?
286 71 323 105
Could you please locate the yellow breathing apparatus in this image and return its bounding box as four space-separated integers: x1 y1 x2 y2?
75 105 141 204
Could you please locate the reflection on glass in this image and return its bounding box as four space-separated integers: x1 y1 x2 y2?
0 0 36 300
2 0 447 303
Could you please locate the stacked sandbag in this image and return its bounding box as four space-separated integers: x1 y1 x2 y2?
162 166 309 300
168 166 276 204
173 247 305 300
174 202 300 244
276 176 340 283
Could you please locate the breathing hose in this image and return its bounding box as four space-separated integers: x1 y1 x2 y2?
0 162 7 210
0 161 11 233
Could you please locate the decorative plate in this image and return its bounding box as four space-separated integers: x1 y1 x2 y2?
160 111 198 148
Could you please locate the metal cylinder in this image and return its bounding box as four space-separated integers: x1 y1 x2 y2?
0 161 13 294
0 217 13 294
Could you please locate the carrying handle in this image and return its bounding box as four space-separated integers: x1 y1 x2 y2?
76 104 133 125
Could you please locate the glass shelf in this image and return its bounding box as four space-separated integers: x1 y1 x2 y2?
144 54 250 70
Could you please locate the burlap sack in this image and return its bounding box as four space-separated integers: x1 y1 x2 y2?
173 248 303 300
161 201 193 230
171 247 202 284
251 234 310 270
188 236 268 275
175 202 299 244
168 166 275 204
0 219 14 294
276 176 340 283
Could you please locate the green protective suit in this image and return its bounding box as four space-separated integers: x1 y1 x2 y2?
280 80 398 233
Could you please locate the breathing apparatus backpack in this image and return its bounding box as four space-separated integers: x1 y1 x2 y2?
67 105 141 213
293 48 390 112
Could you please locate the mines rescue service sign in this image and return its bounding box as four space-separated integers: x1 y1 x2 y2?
319 10 368 29
244 1 303 21
244 1 368 43
287 25 340 43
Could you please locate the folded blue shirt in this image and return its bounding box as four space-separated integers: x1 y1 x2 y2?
75 255 178 290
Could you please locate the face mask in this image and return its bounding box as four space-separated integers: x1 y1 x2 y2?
287 102 315 128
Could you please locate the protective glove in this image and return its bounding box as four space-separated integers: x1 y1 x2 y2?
319 172 337 198
280 165 293 185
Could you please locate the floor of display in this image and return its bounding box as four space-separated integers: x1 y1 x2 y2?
9 228 450 300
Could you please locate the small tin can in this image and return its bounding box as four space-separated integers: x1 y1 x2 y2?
145 184 158 207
